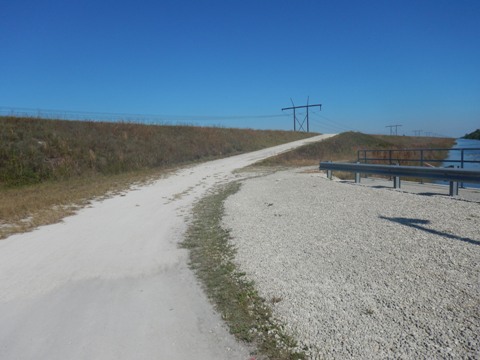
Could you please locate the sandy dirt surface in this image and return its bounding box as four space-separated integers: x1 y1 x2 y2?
0 134 333 360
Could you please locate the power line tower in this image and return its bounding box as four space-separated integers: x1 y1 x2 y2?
282 98 322 132
386 124 402 136
412 130 422 136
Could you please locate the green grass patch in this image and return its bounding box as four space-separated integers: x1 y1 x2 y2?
182 182 306 360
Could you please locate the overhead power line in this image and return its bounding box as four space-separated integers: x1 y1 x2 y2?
386 124 402 136
0 106 289 124
281 98 321 132
310 111 357 132
309 118 348 133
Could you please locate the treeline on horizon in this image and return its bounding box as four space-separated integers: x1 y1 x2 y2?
0 116 312 187
462 129 480 140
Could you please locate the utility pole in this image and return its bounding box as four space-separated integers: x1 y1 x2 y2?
282 98 321 132
386 124 402 136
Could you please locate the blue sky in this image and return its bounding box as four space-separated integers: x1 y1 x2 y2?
1 0 479 137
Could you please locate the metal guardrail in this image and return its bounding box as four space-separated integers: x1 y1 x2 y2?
357 148 480 168
319 162 480 196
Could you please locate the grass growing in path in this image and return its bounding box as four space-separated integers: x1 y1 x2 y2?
182 182 306 360
0 167 168 239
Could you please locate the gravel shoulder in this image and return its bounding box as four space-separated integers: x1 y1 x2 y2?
223 168 480 359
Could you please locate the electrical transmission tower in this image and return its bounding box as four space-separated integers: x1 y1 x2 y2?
412 130 422 136
386 124 402 136
282 98 322 132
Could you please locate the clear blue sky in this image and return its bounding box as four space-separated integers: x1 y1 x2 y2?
1 0 479 137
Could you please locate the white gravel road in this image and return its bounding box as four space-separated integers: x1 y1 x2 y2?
223 169 480 359
0 134 333 360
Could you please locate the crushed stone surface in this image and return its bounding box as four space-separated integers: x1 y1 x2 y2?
223 169 480 359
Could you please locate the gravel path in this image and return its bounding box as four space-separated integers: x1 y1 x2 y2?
223 169 480 359
0 135 333 360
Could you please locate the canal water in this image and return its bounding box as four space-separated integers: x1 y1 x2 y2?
440 138 480 188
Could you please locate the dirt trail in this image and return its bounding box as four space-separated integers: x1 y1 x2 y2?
0 134 333 360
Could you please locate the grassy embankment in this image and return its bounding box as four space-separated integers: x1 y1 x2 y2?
0 116 313 238
257 131 455 179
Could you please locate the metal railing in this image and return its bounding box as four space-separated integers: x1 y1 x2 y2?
357 148 480 168
319 162 480 196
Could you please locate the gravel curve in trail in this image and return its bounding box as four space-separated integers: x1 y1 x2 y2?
223 169 480 359
0 134 334 360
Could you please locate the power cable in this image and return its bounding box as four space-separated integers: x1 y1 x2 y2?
310 111 357 132
310 119 347 133
0 106 290 123
310 111 354 130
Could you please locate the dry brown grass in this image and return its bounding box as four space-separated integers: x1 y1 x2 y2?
0 116 314 239
0 168 168 239
258 132 455 167
0 116 313 187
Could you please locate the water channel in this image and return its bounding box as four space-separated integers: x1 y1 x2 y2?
441 138 480 188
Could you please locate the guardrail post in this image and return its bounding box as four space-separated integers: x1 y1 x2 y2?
420 150 424 184
392 163 400 189
460 151 465 188
355 173 360 183
327 161 332 180
449 181 459 196
394 176 401 189
363 151 368 179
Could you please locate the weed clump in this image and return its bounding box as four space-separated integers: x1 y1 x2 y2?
182 182 306 360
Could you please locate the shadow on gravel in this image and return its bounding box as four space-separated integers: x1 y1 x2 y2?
417 193 480 204
379 216 480 246
417 192 450 197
